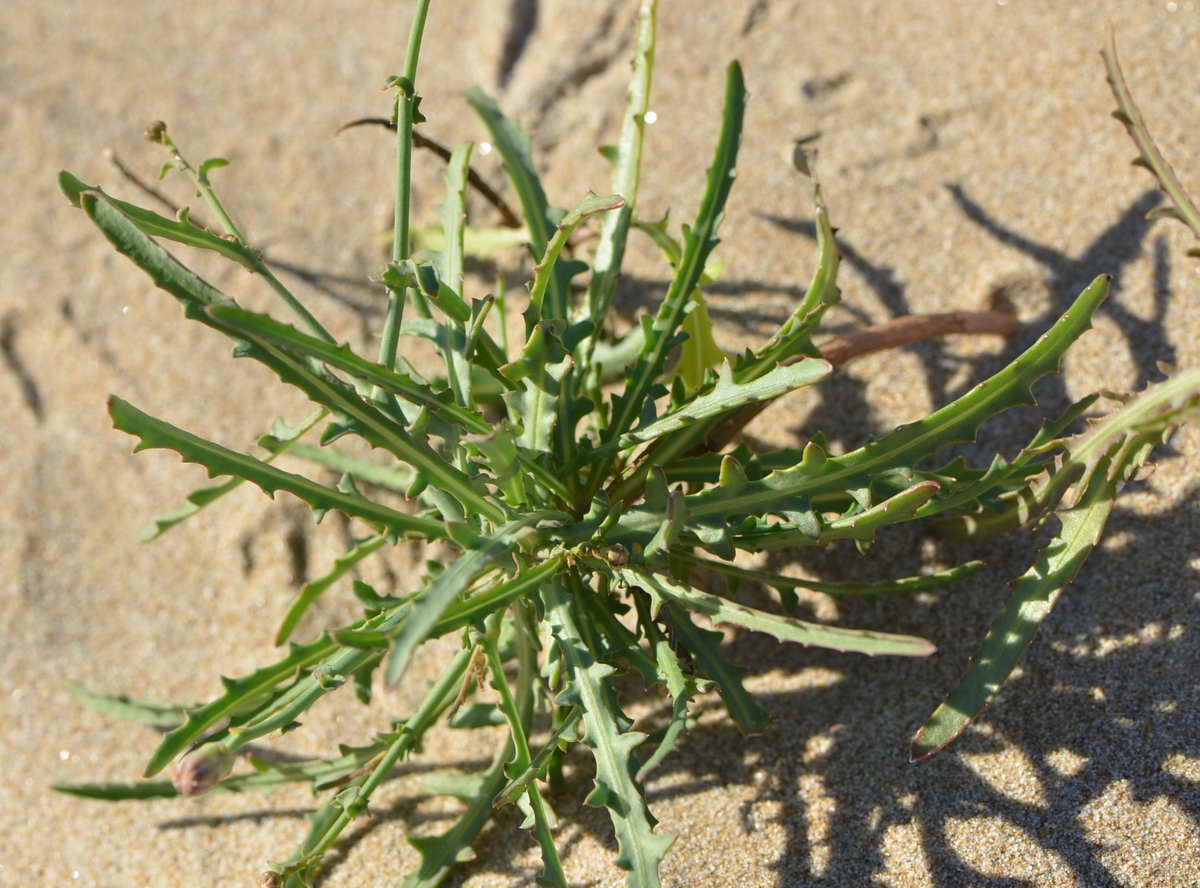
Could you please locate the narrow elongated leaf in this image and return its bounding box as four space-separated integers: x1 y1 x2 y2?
591 63 747 499
940 367 1200 541
912 367 1200 759
208 306 492 435
496 708 582 804
259 439 415 493
142 632 345 777
437 143 474 403
676 275 1110 522
59 171 261 270
528 193 624 321
109 397 443 540
583 0 657 344
401 744 510 888
141 409 325 541
620 568 934 658
52 780 178 801
912 460 1120 761
620 358 831 449
465 87 572 312
65 682 187 729
729 480 941 552
668 551 984 600
543 581 673 887
659 602 768 734
384 515 549 686
1102 32 1200 254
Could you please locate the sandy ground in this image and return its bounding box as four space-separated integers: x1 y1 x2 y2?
3 1 1200 886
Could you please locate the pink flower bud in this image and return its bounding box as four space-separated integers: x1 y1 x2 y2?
171 743 235 796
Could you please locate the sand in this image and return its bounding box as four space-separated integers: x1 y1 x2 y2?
3 1 1199 886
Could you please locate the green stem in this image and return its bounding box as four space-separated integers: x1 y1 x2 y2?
378 0 434 379
155 129 338 344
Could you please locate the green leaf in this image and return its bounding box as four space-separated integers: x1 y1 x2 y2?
677 274 1111 522
912 365 1200 759
384 515 550 686
659 602 768 734
675 292 727 394
59 171 261 270
52 780 178 801
208 306 492 436
941 369 1200 541
401 744 509 888
496 708 583 804
465 87 571 312
142 632 345 777
669 552 984 602
619 567 935 658
413 224 531 256
529 192 624 321
588 62 747 506
583 0 657 347
259 439 415 493
620 358 831 449
109 397 443 540
140 409 325 541
65 681 188 729
729 479 942 552
542 580 673 887
743 177 841 376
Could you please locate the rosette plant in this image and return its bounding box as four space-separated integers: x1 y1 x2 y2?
53 3 1200 885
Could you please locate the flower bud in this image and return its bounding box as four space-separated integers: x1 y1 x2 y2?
144 120 168 144
171 743 235 796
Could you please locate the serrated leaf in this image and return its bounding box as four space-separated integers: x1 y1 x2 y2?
620 358 831 449
668 551 984 602
659 602 768 734
1102 32 1200 250
59 172 260 270
583 0 657 349
591 64 747 503
496 708 582 805
142 633 342 777
140 408 325 542
384 515 549 686
208 306 491 436
620 567 934 658
912 367 1200 760
109 397 442 540
543 581 673 886
674 275 1110 523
